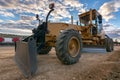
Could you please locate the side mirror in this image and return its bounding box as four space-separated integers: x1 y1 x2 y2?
49 3 54 9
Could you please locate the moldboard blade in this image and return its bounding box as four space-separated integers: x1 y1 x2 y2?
14 37 37 78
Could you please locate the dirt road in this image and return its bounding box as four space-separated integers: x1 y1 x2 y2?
0 46 120 80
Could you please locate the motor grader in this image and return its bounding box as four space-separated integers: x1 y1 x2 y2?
14 3 113 77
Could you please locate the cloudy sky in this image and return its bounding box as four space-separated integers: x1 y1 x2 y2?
0 0 120 39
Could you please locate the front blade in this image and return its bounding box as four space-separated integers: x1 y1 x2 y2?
14 38 37 78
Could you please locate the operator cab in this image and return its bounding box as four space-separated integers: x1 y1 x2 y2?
79 9 103 36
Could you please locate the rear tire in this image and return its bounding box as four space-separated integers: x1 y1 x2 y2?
105 38 113 52
110 39 114 51
56 29 82 65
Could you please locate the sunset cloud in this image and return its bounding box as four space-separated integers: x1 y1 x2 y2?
0 19 3 23
103 23 120 38
98 0 120 21
0 0 85 28
0 0 120 39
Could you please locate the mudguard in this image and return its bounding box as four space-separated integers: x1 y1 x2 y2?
14 37 37 78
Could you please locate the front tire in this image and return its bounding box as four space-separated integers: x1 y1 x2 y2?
56 29 82 65
37 46 52 55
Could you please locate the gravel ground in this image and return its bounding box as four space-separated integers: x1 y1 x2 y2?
0 46 120 80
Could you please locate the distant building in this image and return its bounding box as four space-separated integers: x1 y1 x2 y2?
0 37 21 45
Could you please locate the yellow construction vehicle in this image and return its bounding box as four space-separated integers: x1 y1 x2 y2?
14 3 113 77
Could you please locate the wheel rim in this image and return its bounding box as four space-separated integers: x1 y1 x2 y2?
68 36 80 57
